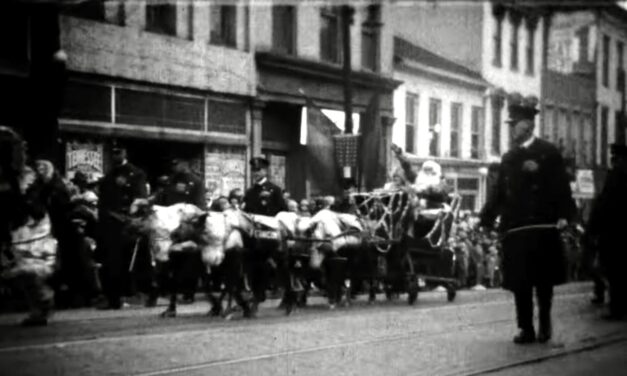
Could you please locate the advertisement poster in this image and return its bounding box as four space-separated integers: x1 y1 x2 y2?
204 146 246 200
268 154 286 189
65 141 104 181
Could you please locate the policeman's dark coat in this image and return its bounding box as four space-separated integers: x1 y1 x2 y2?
243 179 286 216
98 162 148 215
480 138 575 291
586 167 627 268
156 171 206 209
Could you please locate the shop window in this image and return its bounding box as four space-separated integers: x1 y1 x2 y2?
471 106 483 159
207 99 246 134
146 3 176 36
460 194 476 212
457 178 479 190
272 5 295 55
429 98 441 157
211 5 237 47
61 81 111 122
450 103 462 158
320 6 342 64
116 88 204 131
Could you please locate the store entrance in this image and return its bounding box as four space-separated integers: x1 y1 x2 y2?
122 138 204 188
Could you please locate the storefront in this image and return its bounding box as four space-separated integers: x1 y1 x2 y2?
59 77 251 194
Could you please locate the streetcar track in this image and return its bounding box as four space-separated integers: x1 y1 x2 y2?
0 291 589 355
442 333 627 376
127 298 598 376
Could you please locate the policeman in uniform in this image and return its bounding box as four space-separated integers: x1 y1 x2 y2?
242 157 287 311
480 95 575 344
154 158 206 304
97 143 147 309
586 144 627 320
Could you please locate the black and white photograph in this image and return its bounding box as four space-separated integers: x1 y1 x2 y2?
0 0 626 374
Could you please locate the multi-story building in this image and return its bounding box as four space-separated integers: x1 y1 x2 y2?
1 1 399 200
58 1 256 198
392 37 489 211
391 1 547 208
251 2 399 197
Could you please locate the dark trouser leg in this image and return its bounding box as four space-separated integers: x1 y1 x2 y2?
593 273 606 303
607 271 627 317
249 248 269 304
536 284 554 339
18 273 54 322
514 286 534 332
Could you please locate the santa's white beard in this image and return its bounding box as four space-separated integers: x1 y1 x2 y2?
414 173 440 191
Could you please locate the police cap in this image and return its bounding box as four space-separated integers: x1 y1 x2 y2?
250 156 269 171
506 93 539 125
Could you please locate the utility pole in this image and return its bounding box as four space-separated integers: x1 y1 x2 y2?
342 5 354 135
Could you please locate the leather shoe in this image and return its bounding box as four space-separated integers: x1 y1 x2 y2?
591 297 605 306
537 329 551 343
513 329 536 344
601 312 626 321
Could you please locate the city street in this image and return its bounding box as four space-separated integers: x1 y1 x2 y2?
0 282 625 376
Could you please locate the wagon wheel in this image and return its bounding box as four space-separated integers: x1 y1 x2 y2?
446 284 457 302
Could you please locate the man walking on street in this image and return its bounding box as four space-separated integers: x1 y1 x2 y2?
97 143 147 309
480 95 575 344
586 144 627 320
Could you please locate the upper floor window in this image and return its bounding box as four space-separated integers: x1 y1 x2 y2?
429 98 442 157
617 41 624 91
210 5 237 47
492 5 505 67
450 103 462 158
471 106 483 159
510 12 521 71
361 5 381 71
146 3 176 36
320 7 342 64
603 34 610 88
405 93 418 154
272 6 296 55
491 96 503 155
525 18 537 75
601 106 609 166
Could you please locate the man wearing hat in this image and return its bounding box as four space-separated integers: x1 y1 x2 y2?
242 156 287 310
153 158 206 305
480 94 575 344
97 142 147 309
586 143 627 320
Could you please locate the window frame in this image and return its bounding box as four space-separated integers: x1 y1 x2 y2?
320 6 343 64
525 22 535 75
145 3 177 37
493 15 503 67
405 93 418 154
617 40 624 92
429 98 442 157
272 5 296 55
603 34 610 88
450 102 463 158
210 5 237 48
470 106 483 159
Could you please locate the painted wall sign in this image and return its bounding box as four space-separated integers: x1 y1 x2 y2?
65 141 104 181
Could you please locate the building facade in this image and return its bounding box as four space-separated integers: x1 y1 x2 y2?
59 1 255 199
392 37 489 212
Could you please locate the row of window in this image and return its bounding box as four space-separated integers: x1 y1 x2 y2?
405 94 484 159
542 106 594 167
65 3 380 71
61 81 247 134
492 7 537 75
601 34 626 91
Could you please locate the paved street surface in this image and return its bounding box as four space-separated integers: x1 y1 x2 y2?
0 282 625 376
